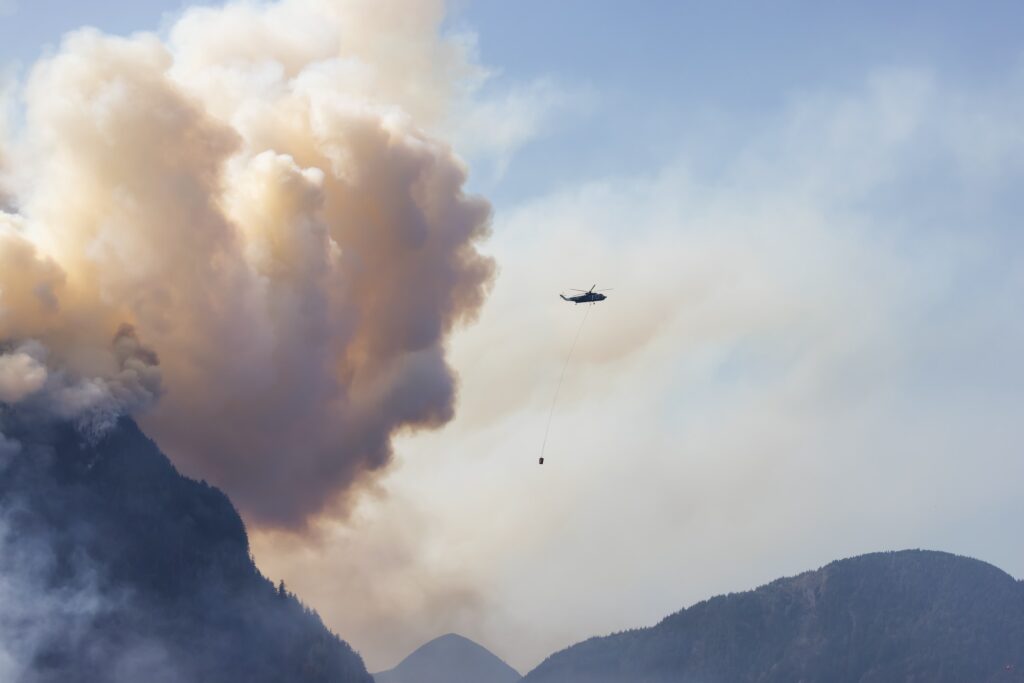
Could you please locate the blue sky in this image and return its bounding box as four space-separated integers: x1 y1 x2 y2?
3 0 1024 672
448 0 1024 203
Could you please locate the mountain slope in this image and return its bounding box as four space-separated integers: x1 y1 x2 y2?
526 550 1024 683
0 415 372 683
374 633 521 683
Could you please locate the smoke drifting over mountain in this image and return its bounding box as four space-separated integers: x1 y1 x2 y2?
0 0 494 527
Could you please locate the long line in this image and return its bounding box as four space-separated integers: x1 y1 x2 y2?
539 304 591 463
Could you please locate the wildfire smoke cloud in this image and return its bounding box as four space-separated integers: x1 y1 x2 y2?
0 0 494 528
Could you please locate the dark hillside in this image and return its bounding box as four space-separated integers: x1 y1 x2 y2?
0 415 372 683
526 550 1024 683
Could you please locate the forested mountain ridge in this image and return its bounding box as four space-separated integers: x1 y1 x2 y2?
526 550 1024 683
7 410 1024 683
0 415 372 683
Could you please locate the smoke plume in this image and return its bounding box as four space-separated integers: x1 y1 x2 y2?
0 0 494 527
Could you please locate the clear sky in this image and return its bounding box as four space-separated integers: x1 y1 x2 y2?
3 0 1024 673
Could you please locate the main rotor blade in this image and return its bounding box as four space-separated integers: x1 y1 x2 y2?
569 289 589 292
589 284 596 293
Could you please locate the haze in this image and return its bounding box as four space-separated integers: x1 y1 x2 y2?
2 0 1022 673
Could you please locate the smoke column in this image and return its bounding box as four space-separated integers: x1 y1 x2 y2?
0 0 494 528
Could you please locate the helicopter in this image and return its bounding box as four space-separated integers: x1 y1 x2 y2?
560 285 611 304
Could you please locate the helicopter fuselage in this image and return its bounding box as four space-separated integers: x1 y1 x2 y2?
561 292 607 304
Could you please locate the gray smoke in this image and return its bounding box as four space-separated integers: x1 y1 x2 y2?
0 487 184 683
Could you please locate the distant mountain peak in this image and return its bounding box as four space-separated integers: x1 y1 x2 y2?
433 632 480 644
375 632 521 683
415 632 501 655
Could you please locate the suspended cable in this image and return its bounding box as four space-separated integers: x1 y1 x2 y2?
539 304 592 465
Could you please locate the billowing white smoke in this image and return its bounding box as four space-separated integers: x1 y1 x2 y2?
0 0 494 527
